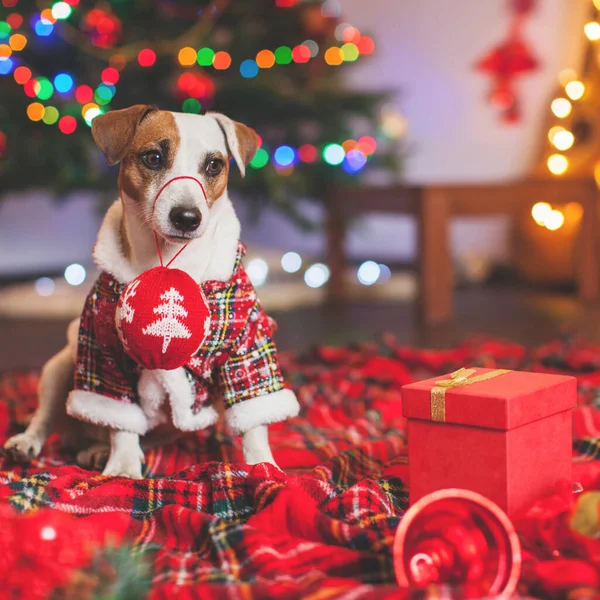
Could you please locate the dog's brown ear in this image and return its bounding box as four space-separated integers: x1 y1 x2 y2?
209 113 259 177
91 104 154 166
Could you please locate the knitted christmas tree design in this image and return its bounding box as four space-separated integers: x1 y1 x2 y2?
142 287 192 353
119 279 139 324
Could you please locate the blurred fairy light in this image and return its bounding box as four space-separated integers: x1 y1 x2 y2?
550 98 572 118
378 264 391 283
51 2 72 20
584 21 600 41
304 263 330 288
565 81 585 101
64 263 86 286
531 202 551 225
281 252 302 273
380 105 407 139
544 210 565 231
246 258 269 287
551 129 574 151
34 277 55 297
357 261 380 286
547 154 569 175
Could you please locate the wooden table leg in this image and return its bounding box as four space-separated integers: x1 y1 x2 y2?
325 196 348 304
576 183 600 302
419 187 453 324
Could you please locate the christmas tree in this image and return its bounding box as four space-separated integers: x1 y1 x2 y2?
0 0 399 226
143 287 192 353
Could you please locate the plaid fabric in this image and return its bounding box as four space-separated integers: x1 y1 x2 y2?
5 335 600 598
74 242 285 421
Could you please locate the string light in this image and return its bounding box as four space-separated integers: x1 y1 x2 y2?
64 263 86 286
246 258 269 287
273 145 296 167
27 102 44 121
54 73 73 94
101 67 119 85
0 57 13 75
304 263 330 288
0 44 11 58
212 51 231 70
292 44 311 63
58 115 77 134
240 59 259 78
196 47 214 66
13 65 31 84
356 36 375 55
344 149 367 173
324 47 343 65
137 48 156 67
547 154 569 175
303 39 319 57
550 98 572 118
584 21 600 41
42 106 59 125
51 2 72 20
9 33 26 51
531 202 551 225
75 85 93 103
551 129 574 151
5 15 22 29
182 98 201 113
341 43 359 62
565 80 585 100
256 49 275 69
323 143 345 165
281 252 302 273
545 210 565 231
178 46 197 66
274 46 293 64
298 144 317 162
250 148 269 168
357 261 380 285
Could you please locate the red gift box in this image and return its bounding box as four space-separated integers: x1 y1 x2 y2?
402 368 576 517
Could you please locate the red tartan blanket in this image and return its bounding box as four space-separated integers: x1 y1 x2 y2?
3 335 600 599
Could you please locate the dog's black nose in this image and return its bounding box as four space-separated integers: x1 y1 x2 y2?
169 207 201 232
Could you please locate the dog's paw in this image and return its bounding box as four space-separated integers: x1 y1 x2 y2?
3 433 44 460
76 444 110 471
102 449 144 479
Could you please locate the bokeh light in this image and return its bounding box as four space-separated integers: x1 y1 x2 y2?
0 57 13 75
196 47 215 66
138 48 156 67
35 77 54 100
212 51 231 70
240 59 259 78
298 144 317 162
341 42 359 61
302 39 319 57
551 98 572 118
51 2 72 20
27 102 45 121
552 129 574 151
545 210 565 231
323 143 345 165
274 46 292 65
357 261 380 285
281 252 302 273
274 145 295 167
304 263 330 288
9 33 26 51
256 49 275 69
565 81 585 101
35 277 55 297
75 85 93 104
324 47 343 66
13 65 31 84
101 67 119 85
585 21 600 41
292 44 311 63
178 46 197 66
547 154 569 175
34 18 54 37
246 258 269 287
42 105 59 124
344 149 367 172
182 98 201 113
64 263 86 286
356 36 375 54
54 73 73 94
531 202 551 225
250 148 269 169
58 115 77 134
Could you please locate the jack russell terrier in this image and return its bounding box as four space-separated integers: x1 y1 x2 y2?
3 105 300 478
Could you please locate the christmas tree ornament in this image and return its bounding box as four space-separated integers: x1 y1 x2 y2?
115 177 211 371
475 0 539 123
393 488 522 598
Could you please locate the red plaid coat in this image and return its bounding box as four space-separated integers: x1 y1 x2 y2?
67 243 298 435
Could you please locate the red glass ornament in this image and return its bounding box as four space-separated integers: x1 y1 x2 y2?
116 267 210 371
393 489 521 598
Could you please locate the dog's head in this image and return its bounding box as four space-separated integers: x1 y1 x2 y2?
92 105 258 243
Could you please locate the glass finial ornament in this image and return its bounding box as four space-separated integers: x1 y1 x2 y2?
115 177 211 371
393 489 521 598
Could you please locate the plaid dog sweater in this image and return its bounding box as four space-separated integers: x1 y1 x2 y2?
67 243 300 435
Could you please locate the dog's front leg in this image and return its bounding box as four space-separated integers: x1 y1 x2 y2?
242 425 279 469
4 345 74 459
102 430 144 479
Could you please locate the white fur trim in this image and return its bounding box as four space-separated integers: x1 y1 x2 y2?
93 198 241 285
67 390 149 435
225 389 300 435
152 368 219 431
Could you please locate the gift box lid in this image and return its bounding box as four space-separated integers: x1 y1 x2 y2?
401 368 576 430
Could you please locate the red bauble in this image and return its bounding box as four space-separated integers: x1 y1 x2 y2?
116 267 210 371
393 488 521 597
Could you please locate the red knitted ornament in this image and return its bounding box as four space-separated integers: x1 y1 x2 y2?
115 176 211 370
116 266 210 370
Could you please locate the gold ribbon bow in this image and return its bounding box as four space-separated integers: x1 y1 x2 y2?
430 367 511 422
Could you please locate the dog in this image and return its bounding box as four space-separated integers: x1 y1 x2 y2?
4 105 300 478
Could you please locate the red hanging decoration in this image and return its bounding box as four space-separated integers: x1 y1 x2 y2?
115 176 211 371
475 0 539 124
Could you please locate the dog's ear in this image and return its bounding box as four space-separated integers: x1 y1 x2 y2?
91 104 154 166
208 113 259 178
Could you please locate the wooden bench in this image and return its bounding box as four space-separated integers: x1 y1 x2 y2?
325 178 600 324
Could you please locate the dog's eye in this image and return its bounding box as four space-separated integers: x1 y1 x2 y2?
206 158 224 176
141 151 163 170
